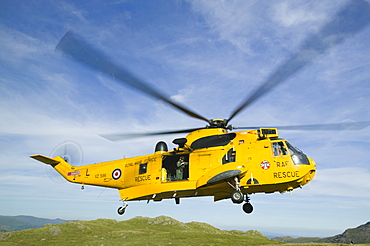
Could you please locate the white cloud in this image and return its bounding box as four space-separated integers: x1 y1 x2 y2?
0 27 45 65
58 2 88 24
188 0 266 55
272 1 332 28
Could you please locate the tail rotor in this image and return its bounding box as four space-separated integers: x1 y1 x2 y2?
47 141 83 183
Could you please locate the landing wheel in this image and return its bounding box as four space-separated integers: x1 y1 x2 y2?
231 190 244 204
117 206 126 215
117 201 128 215
242 203 253 214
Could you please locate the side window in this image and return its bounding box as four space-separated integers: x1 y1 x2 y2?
272 142 288 156
222 148 236 164
139 163 148 174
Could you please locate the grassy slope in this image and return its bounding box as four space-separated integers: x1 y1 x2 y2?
0 216 278 246
1 216 369 246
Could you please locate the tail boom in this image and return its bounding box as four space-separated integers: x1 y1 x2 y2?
30 155 125 188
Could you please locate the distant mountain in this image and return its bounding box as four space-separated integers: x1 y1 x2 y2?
273 221 370 244
320 221 370 244
0 215 278 245
0 215 67 232
272 236 322 243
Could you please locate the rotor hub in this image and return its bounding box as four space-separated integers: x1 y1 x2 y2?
208 119 228 129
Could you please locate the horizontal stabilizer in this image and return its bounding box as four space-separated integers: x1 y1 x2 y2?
30 155 60 166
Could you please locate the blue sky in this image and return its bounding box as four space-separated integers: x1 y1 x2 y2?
1 0 370 238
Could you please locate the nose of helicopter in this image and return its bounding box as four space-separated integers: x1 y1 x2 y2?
300 157 316 186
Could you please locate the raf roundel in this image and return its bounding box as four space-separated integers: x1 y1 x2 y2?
112 169 121 180
260 160 270 170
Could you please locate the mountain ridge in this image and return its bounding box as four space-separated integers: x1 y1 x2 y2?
0 215 68 232
273 221 370 244
321 221 370 244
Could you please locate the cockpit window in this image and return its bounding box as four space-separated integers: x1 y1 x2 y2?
272 141 288 156
285 142 310 165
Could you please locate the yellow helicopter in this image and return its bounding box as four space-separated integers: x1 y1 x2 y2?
31 126 317 214
30 2 370 214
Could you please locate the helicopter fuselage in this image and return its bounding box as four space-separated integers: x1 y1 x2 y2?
31 128 316 205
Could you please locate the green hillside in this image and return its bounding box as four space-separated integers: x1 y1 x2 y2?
2 216 370 246
0 216 278 246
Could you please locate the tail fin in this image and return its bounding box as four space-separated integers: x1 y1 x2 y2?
30 155 60 166
30 155 76 182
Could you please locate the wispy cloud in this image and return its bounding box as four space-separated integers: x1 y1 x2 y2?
305 167 370 198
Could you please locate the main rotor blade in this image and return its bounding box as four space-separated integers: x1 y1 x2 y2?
56 31 210 124
233 121 370 131
228 1 370 123
100 127 204 141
